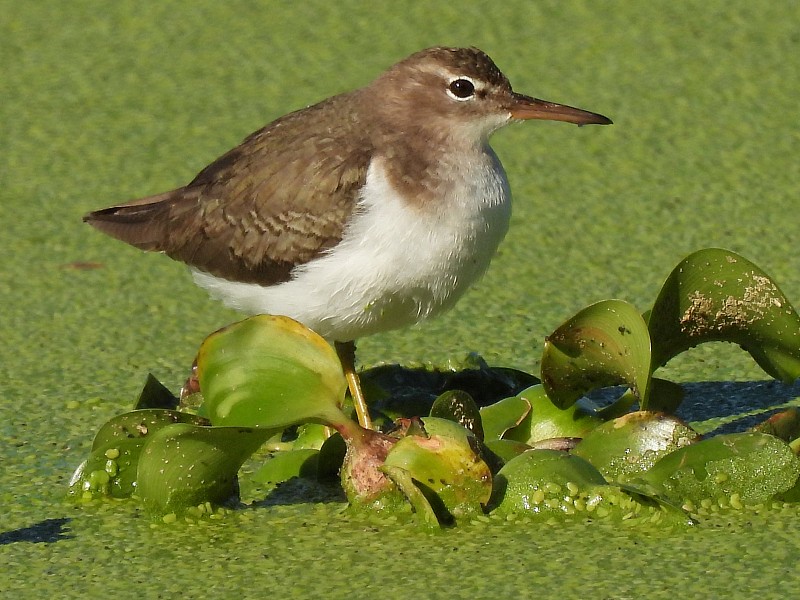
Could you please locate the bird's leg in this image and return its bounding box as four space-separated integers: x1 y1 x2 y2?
335 340 373 430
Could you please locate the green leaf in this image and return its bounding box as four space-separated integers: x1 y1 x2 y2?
92 409 209 451
643 432 800 508
134 373 179 410
196 315 350 429
293 423 333 450
479 395 531 442
483 439 532 463
572 411 700 482
380 465 442 530
252 449 320 484
489 449 607 515
69 409 210 500
136 423 276 514
490 449 690 525
429 390 484 441
383 418 492 520
648 248 800 382
503 384 602 445
70 439 145 500
541 299 652 409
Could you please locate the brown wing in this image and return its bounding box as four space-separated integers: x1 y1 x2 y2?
84 91 372 286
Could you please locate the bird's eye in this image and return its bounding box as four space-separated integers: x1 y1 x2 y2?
447 78 476 100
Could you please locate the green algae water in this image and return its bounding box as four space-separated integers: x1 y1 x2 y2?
3 1 800 598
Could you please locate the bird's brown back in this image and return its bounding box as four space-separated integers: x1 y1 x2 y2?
84 91 373 286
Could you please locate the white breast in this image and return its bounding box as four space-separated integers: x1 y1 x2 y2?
192 150 512 341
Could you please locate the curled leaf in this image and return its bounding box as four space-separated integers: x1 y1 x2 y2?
429 390 484 441
541 299 652 409
648 248 800 382
382 418 492 521
503 384 602 445
70 409 209 500
92 409 209 451
380 466 442 531
136 423 276 514
489 449 607 516
490 449 689 525
479 395 531 442
195 315 350 429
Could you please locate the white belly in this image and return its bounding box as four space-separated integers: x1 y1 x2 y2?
192 152 512 341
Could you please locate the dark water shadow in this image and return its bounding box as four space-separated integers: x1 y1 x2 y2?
360 359 538 419
589 378 800 434
252 479 346 508
675 379 800 434
0 517 72 545
364 362 800 436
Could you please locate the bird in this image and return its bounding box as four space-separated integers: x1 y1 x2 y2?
84 46 612 430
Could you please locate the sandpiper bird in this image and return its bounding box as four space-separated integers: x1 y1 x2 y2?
84 46 611 429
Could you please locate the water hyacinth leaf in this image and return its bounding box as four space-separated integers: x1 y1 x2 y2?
489 449 607 515
422 415 503 474
195 315 350 429
70 438 148 500
643 432 800 507
293 423 333 450
490 449 689 525
572 412 700 482
383 418 492 519
137 423 277 514
648 248 800 382
381 465 442 530
252 449 320 485
430 390 484 441
594 379 683 421
70 409 212 500
134 373 179 410
92 409 210 451
617 481 696 525
503 385 602 445
484 439 532 463
541 299 652 409
479 395 531 442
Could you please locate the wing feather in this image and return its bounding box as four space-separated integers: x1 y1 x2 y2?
84 91 371 286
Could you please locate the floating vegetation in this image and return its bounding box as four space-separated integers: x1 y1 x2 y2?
70 249 800 529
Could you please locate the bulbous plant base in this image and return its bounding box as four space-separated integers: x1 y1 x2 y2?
339 424 405 510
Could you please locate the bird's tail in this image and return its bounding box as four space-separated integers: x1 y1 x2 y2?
83 189 182 251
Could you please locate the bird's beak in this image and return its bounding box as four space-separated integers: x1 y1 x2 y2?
509 93 612 126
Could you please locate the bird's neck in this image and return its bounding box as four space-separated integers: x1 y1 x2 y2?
371 129 495 210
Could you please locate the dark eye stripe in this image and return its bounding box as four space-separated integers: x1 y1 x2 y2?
448 78 475 99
